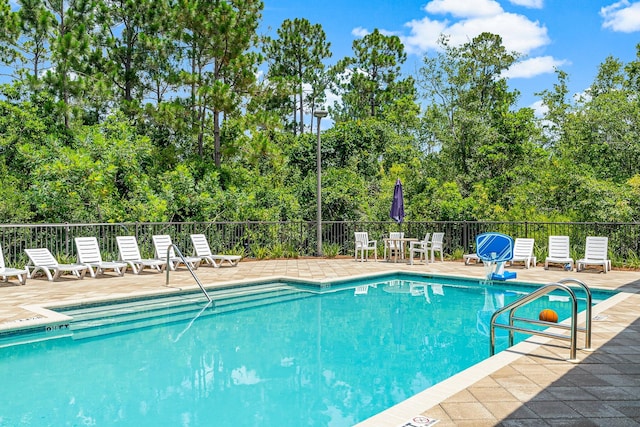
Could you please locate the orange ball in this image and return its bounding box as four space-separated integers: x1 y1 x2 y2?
539 309 558 323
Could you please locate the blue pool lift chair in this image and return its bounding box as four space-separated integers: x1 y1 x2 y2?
475 232 517 281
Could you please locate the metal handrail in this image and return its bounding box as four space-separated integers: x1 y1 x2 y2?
165 244 212 303
490 279 592 361
558 278 592 350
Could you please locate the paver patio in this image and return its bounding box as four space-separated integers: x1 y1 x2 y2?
1 258 639 426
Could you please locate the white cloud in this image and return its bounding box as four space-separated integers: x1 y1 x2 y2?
502 55 568 78
351 27 399 40
425 0 504 18
574 90 591 104
530 99 548 117
402 17 450 54
325 90 340 109
354 0 561 79
508 0 544 8
351 27 370 37
601 1 640 32
368 0 560 80
398 0 550 56
443 13 549 55
535 90 591 113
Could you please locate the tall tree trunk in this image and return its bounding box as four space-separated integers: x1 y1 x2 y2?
292 102 297 136
299 81 304 134
214 110 221 167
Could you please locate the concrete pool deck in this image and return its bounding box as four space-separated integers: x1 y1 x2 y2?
1 258 639 426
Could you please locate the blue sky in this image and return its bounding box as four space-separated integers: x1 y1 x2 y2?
261 0 640 112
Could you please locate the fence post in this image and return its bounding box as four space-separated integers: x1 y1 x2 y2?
65 223 70 256
463 221 468 252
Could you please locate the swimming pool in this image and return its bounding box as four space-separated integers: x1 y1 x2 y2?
0 274 613 426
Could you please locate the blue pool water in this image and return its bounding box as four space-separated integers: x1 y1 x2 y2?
0 275 612 426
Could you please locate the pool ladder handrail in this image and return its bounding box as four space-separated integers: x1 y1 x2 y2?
164 244 212 303
490 278 592 361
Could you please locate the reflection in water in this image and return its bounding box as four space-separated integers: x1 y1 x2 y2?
477 287 505 337
173 300 214 343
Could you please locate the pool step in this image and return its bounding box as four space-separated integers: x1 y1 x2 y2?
65 283 313 340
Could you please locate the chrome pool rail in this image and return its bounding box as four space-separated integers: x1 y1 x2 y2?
165 244 212 303
490 278 593 361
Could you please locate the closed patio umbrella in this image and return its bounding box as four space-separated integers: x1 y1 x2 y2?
390 178 405 224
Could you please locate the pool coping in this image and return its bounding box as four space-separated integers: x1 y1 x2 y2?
0 269 614 335
0 270 416 333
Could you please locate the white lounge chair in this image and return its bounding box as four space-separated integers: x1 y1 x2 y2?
0 244 28 285
409 233 430 265
545 235 574 270
577 236 611 273
190 234 242 267
429 232 445 263
509 238 536 269
75 237 128 278
152 234 202 271
116 236 166 274
354 232 377 262
463 253 481 265
25 248 87 281
384 231 405 260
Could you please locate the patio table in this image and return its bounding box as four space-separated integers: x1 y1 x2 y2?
383 237 418 263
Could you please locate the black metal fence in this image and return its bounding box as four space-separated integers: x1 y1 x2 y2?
1 221 639 268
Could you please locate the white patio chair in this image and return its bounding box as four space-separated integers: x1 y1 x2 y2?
577 236 611 273
354 232 377 262
75 237 128 278
509 238 536 269
429 232 445 263
384 231 405 260
545 236 574 270
116 236 166 274
25 248 87 281
0 244 28 285
152 234 202 271
409 233 431 265
190 234 242 267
